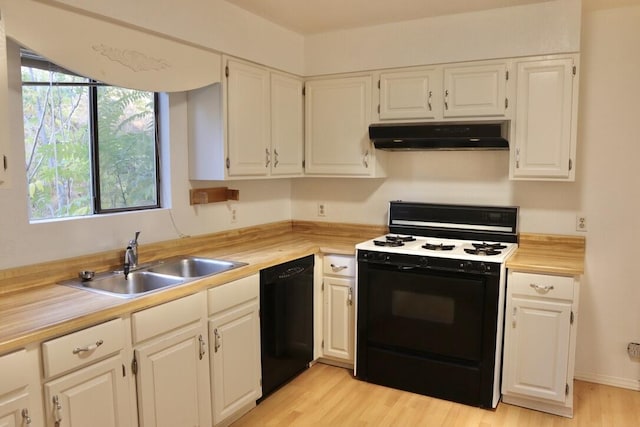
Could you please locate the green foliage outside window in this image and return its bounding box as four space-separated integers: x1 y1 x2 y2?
21 62 159 220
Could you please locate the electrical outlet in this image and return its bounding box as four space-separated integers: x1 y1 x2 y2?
576 214 587 232
317 202 327 217
230 207 237 223
628 342 640 358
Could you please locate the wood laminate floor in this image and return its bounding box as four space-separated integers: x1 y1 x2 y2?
232 363 640 426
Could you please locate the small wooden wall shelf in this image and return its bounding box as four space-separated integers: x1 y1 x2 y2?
189 187 239 205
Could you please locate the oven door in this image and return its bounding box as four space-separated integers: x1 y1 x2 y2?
359 261 497 362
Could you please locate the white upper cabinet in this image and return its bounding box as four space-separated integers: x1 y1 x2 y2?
226 59 271 177
510 55 579 181
443 62 508 118
378 68 440 120
0 10 9 187
375 61 508 122
305 75 384 177
270 72 304 176
188 57 303 180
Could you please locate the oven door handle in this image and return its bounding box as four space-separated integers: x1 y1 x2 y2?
397 265 417 271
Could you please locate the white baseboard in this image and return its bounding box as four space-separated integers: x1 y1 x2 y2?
574 371 640 391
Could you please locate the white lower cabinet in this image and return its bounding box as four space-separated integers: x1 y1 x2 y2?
41 318 133 427
321 255 355 365
0 348 42 427
502 271 580 417
43 356 131 427
132 293 211 427
208 274 261 426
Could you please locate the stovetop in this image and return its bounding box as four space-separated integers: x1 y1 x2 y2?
357 234 518 263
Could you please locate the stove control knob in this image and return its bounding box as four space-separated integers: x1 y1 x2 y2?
459 261 473 271
419 257 428 267
479 263 488 272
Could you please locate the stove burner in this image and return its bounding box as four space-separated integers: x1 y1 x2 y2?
472 242 507 250
464 248 501 256
386 235 416 242
422 243 455 251
373 239 405 247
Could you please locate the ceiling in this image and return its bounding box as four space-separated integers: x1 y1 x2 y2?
223 0 555 34
224 0 640 34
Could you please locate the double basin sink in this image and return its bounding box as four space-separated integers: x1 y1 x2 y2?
62 256 247 298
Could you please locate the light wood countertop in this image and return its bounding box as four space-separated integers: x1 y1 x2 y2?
506 233 585 276
0 221 383 356
0 224 583 356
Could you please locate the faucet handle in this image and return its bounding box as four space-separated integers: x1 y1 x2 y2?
130 231 141 245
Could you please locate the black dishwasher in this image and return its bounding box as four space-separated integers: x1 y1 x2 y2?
259 255 314 400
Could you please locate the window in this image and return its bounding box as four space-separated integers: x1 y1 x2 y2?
21 51 160 220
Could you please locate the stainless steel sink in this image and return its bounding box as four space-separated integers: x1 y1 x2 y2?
63 271 184 298
62 256 247 298
147 257 246 278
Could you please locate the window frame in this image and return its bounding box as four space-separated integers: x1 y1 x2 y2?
21 52 161 219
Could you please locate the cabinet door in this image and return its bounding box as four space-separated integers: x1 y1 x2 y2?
226 59 270 177
443 63 507 117
305 76 373 176
43 355 132 427
503 296 572 403
209 301 261 425
511 58 576 180
1 348 42 427
0 9 9 187
135 324 211 427
270 72 303 176
0 392 30 427
323 276 354 361
379 69 440 120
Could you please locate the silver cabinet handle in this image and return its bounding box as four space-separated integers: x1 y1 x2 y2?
198 334 206 360
273 148 279 168
444 89 449 110
530 283 554 293
265 148 271 168
22 408 32 425
515 147 520 169
330 264 348 272
512 306 517 328
363 150 369 168
214 329 221 353
72 339 103 355
427 90 432 111
53 395 63 426
347 288 353 306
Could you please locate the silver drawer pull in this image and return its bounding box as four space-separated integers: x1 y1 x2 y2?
330 264 348 272
530 283 554 293
73 339 104 354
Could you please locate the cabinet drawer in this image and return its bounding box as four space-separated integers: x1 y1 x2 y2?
42 318 125 378
208 274 259 316
132 292 205 344
508 271 575 300
323 255 355 277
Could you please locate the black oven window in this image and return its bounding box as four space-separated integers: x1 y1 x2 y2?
392 290 455 324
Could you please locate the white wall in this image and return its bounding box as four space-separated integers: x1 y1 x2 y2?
305 0 581 75
571 3 640 389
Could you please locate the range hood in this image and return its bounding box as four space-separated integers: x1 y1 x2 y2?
369 122 509 151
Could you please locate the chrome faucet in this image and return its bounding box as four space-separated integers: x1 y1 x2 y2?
123 231 140 279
